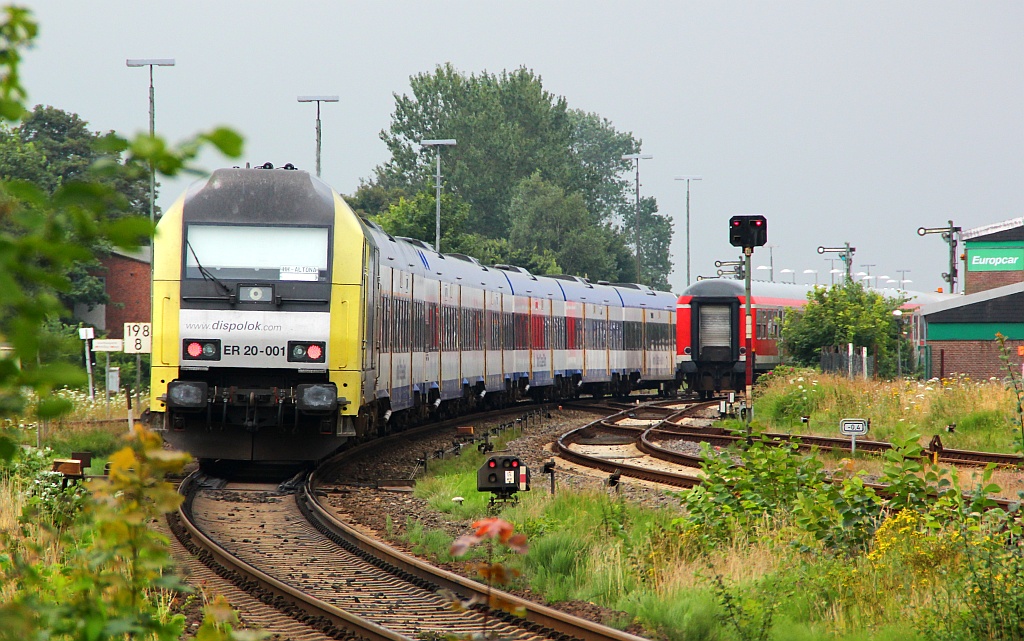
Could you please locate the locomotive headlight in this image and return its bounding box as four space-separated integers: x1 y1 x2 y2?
166 381 208 410
239 285 273 303
296 383 338 412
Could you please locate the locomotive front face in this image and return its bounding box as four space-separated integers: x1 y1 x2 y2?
178 223 331 370
151 168 369 462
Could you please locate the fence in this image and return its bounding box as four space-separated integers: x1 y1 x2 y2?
820 344 875 379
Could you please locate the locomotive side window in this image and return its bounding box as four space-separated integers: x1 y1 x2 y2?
184 225 329 282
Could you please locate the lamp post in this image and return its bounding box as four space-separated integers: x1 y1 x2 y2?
755 265 772 281
803 269 818 285
623 153 653 283
421 139 457 252
780 268 795 283
892 309 904 378
297 95 339 178
674 175 702 286
126 58 175 228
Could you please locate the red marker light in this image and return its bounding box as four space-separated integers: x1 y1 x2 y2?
187 342 203 358
511 459 519 468
306 344 323 360
489 460 496 468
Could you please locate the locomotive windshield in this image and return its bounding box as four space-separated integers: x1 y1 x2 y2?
184 225 330 282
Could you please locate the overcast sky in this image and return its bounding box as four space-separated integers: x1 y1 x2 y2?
21 1 1024 295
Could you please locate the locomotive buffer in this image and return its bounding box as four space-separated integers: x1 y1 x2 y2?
477 454 530 505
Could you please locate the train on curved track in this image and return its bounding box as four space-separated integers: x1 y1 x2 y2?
149 165 951 462
149 166 677 462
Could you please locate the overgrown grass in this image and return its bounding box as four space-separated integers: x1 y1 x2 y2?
752 368 1021 453
406 391 1024 640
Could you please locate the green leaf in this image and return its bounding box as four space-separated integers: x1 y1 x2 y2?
101 216 152 248
0 435 16 462
36 397 73 419
200 127 244 157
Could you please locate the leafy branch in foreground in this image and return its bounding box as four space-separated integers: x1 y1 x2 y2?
0 4 242 432
444 517 529 640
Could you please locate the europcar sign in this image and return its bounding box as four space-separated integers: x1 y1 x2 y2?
968 248 1024 271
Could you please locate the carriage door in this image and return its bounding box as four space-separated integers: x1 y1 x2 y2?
697 304 734 362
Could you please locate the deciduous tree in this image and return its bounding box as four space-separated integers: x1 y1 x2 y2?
781 281 907 376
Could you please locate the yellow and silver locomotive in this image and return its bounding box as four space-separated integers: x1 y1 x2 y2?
150 166 373 461
151 165 679 463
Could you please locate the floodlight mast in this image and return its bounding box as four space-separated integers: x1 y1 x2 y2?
917 220 961 293
421 139 457 252
297 95 339 178
674 175 703 286
623 153 653 283
125 58 175 228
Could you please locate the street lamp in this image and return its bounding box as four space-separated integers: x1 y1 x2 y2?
623 153 653 283
829 268 843 285
803 269 818 285
421 139 457 252
780 268 796 283
893 310 904 376
674 175 702 286
755 265 772 281
297 95 339 178
126 58 175 228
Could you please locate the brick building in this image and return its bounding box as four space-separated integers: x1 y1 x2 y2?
962 217 1024 295
920 281 1024 380
73 248 151 339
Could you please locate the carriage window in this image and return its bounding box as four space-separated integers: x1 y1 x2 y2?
185 225 330 281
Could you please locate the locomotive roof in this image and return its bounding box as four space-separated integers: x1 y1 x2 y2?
184 167 336 225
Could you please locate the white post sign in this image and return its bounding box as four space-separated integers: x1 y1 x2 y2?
840 418 869 454
123 323 152 354
92 339 124 352
124 322 151 415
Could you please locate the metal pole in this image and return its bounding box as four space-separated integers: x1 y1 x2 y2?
435 149 442 252
897 334 902 378
948 219 958 293
84 339 94 402
104 352 111 417
136 352 142 412
315 101 322 177
744 249 753 433
147 65 155 228
685 182 692 286
845 243 853 282
634 160 641 283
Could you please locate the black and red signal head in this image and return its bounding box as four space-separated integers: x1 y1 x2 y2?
287 341 326 363
729 215 768 249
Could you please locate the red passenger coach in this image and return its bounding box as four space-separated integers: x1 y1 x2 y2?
675 278 953 395
676 279 811 395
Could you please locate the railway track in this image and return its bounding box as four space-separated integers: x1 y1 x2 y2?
170 400 653 641
556 398 1024 509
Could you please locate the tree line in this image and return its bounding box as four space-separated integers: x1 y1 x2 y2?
347 64 673 291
